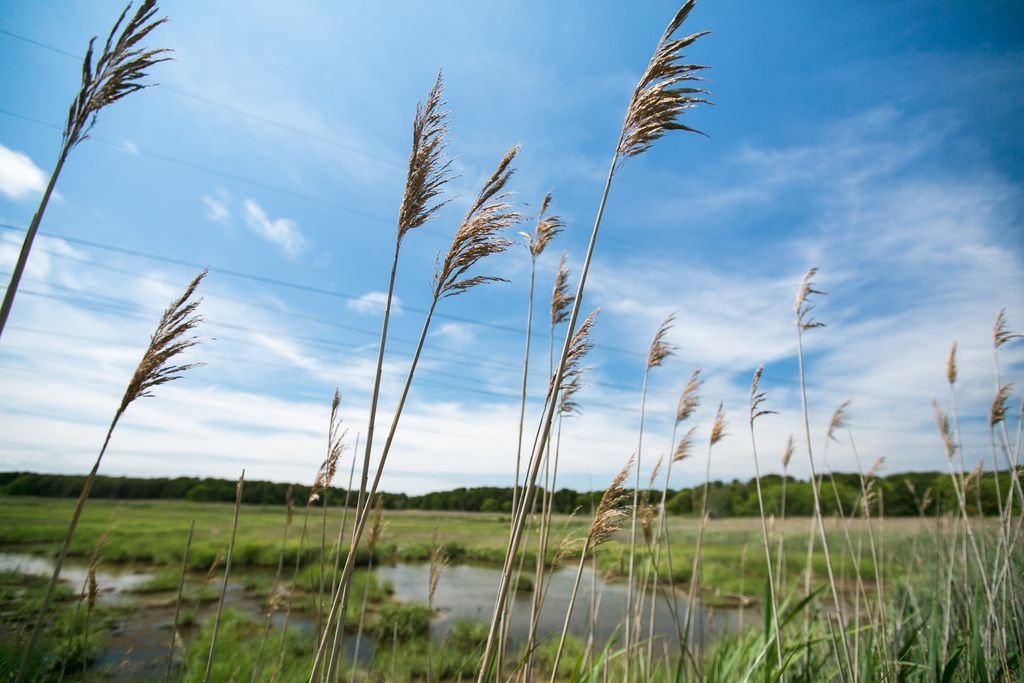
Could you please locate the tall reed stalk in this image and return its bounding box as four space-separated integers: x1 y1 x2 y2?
747 366 784 672
624 315 675 676
315 146 523 681
165 520 195 683
478 5 710 677
202 470 244 683
16 270 205 683
792 268 853 674
549 455 634 682
0 0 170 339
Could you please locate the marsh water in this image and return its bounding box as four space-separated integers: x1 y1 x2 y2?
2 552 751 680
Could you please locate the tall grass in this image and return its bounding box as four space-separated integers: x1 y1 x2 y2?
11 2 1024 682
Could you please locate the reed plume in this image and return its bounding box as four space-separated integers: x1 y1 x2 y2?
0 0 170 339
17 270 205 683
990 383 1012 429
993 308 1021 349
356 72 453 583
551 252 574 327
946 342 958 386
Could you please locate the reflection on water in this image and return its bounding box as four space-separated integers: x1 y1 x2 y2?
1 552 748 678
377 561 749 653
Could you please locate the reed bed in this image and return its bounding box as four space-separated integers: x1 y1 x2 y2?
3 1 1021 682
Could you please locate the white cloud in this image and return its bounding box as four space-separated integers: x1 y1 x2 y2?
202 193 232 225
0 234 85 283
347 291 400 315
243 199 306 259
0 145 46 200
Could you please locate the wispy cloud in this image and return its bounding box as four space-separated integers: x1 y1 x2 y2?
202 192 231 225
242 199 306 259
347 291 400 315
0 144 46 200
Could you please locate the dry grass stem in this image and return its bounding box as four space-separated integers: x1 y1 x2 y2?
617 0 711 163
397 72 453 242
367 495 384 555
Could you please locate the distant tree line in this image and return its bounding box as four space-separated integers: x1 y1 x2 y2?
0 470 1010 517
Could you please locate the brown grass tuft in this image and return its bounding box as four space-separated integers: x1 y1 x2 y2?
780 434 795 468
523 192 565 258
749 364 777 423
932 400 956 460
673 427 696 463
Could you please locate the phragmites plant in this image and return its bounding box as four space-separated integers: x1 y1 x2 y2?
17 269 206 683
316 144 524 680
946 341 958 386
747 365 784 669
0 0 171 339
479 2 711 673
512 194 565 526
549 455 635 681
626 313 677 663
551 252 574 328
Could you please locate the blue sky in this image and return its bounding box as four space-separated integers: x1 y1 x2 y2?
1 1 1021 495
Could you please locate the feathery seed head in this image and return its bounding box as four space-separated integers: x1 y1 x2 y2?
86 565 99 611
525 192 565 258
673 427 697 463
827 401 851 442
433 146 523 299
587 454 634 548
932 400 956 460
649 455 664 489
993 308 1021 349
63 0 171 152
709 402 727 446
945 341 957 386
990 383 1013 429
550 252 574 327
749 364 777 423
554 308 599 395
676 369 702 423
119 270 205 417
398 72 453 243
795 268 826 331
428 526 450 610
646 314 677 369
616 0 711 166
780 435 795 469
866 456 885 479
559 375 585 417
